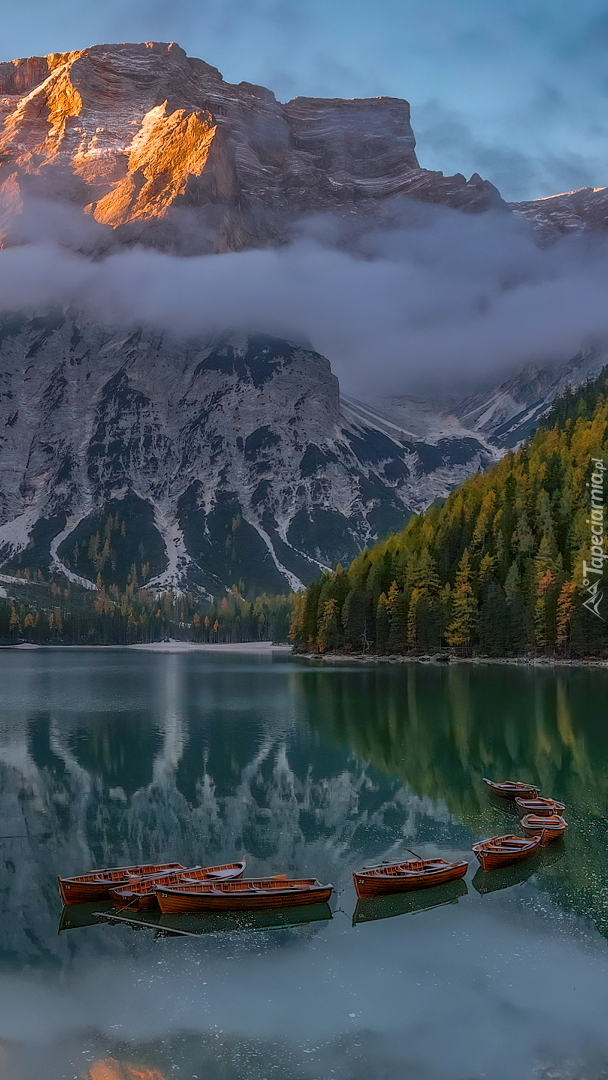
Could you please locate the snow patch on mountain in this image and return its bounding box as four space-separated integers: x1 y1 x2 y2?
145 510 200 597
0 315 507 597
49 515 98 589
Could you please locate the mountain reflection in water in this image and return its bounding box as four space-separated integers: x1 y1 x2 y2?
300 662 608 937
1 651 608 1080
86 1062 166 1080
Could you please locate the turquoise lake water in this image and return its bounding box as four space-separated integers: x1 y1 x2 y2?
0 649 607 1080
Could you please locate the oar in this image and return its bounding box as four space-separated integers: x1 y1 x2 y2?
362 847 424 870
404 847 424 861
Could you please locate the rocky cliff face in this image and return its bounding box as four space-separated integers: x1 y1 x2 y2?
0 42 505 254
0 315 494 596
370 346 608 455
0 42 606 599
511 186 608 242
3 40 607 253
451 345 608 447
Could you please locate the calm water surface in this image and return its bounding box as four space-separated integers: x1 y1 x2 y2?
1 650 608 1080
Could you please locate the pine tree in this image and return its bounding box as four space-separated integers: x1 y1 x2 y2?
533 569 557 648
478 553 496 590
415 595 443 649
376 592 390 650
288 592 307 643
387 580 408 650
504 561 528 653
446 549 477 647
556 580 577 649
407 549 441 647
317 598 340 652
342 589 370 650
478 577 509 655
300 576 324 648
9 606 20 637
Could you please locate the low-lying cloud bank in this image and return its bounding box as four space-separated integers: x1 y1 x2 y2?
2 200 608 397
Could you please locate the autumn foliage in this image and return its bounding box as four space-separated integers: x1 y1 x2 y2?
290 368 608 657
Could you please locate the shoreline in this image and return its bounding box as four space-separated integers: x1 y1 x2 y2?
2 640 293 654
3 640 607 668
296 651 608 669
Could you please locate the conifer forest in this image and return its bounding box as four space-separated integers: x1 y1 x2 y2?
0 582 294 646
3 370 608 655
289 369 608 658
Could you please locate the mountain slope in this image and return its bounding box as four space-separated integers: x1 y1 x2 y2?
450 345 608 448
356 344 608 460
0 315 496 597
292 368 608 655
0 41 505 254
1 42 607 605
511 186 608 241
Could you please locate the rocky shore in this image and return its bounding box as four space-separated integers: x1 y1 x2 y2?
297 651 608 668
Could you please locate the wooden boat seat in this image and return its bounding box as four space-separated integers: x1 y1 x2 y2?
353 856 469 899
156 877 333 913
202 866 249 879
473 833 541 871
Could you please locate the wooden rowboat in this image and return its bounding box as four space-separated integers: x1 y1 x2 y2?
353 858 468 900
353 877 468 924
58 863 186 905
473 834 541 871
521 814 567 844
482 778 540 800
156 877 333 914
109 860 247 909
514 796 566 816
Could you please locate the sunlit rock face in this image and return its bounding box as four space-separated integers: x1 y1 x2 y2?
86 1061 166 1080
511 186 608 242
1 41 605 251
0 42 505 254
1 42 603 598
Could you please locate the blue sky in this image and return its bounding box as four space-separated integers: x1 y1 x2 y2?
2 0 608 202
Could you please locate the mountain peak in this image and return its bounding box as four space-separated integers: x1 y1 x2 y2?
0 40 505 254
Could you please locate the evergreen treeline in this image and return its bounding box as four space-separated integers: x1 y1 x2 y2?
290 368 608 657
0 581 294 646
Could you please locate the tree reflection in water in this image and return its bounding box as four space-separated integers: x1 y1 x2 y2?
299 662 608 937
1 654 608 1080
